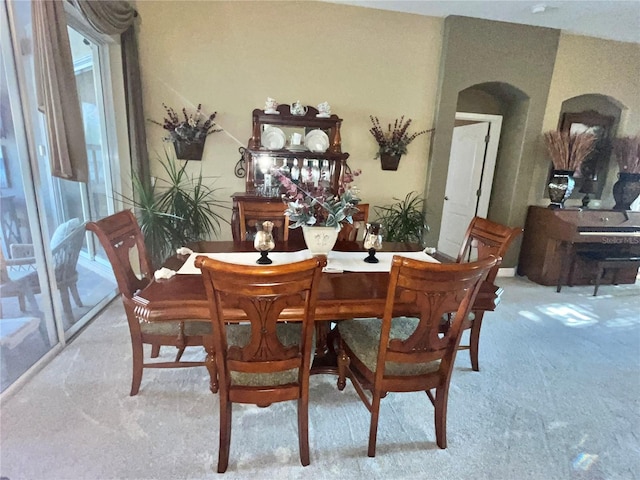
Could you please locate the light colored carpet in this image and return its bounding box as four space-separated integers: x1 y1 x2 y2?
1 276 639 480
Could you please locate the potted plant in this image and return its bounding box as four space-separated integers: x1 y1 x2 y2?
374 191 428 245
149 103 222 160
612 134 640 210
273 169 360 255
543 130 597 208
117 150 228 267
369 116 434 170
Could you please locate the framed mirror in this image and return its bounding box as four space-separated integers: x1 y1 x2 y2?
557 110 615 202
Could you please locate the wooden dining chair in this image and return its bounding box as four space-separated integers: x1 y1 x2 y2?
195 255 326 473
448 216 522 371
336 255 499 455
337 203 369 242
86 210 212 396
237 199 290 241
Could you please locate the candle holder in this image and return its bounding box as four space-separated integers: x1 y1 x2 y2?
363 222 383 263
254 221 275 264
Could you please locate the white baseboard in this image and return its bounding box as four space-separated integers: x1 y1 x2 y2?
497 267 517 277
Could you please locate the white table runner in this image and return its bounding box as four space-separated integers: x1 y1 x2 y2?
176 250 438 275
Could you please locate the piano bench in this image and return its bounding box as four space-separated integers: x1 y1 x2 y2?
571 252 640 296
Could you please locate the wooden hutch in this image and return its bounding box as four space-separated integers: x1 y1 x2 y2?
231 104 349 241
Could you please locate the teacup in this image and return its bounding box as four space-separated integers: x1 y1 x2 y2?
317 101 331 117
291 100 308 116
291 132 303 145
265 97 278 113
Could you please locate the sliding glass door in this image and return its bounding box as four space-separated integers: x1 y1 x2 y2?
1 0 121 393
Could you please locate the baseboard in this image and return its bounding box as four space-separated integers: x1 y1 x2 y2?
497 267 517 277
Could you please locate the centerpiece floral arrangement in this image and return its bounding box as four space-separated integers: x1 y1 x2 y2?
150 103 222 144
613 134 640 174
543 129 597 172
273 167 361 229
369 115 434 158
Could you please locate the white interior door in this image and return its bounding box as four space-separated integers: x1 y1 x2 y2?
437 112 502 258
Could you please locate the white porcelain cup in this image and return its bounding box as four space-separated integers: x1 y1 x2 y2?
317 101 331 116
265 97 278 112
291 132 302 145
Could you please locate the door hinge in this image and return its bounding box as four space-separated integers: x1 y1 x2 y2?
484 134 490 143
476 188 482 197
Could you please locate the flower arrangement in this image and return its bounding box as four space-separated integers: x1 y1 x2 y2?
273 168 361 229
150 103 221 144
543 130 597 171
369 115 434 158
613 134 640 173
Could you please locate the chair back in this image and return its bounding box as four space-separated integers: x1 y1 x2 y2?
337 203 369 242
195 256 325 399
378 255 499 384
238 200 290 242
456 216 522 283
86 210 153 300
52 221 86 284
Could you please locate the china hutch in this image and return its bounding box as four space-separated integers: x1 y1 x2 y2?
231 104 350 241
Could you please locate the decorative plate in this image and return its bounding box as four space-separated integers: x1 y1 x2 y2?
261 127 286 149
305 129 329 153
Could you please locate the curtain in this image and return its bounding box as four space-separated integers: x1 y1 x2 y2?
32 0 88 182
71 0 150 184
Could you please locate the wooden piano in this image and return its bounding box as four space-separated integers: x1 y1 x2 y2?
518 206 640 286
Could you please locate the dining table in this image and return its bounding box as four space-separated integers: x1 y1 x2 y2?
132 240 502 374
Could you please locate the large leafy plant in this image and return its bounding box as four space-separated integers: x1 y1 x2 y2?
374 191 428 244
117 151 228 267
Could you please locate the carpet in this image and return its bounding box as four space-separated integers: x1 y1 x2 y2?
1 276 638 479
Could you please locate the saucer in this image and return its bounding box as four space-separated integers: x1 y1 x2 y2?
316 113 330 118
264 109 280 115
288 145 308 152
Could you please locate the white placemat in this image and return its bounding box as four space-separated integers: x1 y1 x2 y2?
177 250 438 274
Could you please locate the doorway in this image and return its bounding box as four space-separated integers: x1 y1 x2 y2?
437 112 502 258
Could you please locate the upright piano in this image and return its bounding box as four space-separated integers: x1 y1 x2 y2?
518 206 640 286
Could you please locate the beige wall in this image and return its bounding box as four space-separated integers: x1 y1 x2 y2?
530 33 640 209
136 0 443 241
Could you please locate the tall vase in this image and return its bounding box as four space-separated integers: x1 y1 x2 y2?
173 139 205 160
547 170 575 209
612 172 640 210
301 225 340 255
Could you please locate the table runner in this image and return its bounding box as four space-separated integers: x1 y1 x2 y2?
176 250 438 275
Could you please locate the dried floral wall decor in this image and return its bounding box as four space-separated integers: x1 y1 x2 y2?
369 116 434 170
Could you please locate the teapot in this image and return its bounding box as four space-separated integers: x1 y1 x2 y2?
291 100 307 116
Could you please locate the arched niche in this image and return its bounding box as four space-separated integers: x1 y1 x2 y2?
555 94 624 204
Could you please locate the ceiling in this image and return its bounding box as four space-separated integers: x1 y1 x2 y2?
328 1 640 44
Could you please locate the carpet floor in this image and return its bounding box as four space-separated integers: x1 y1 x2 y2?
1 276 639 480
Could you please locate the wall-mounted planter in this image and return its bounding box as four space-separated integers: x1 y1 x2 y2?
173 139 205 161
380 153 401 171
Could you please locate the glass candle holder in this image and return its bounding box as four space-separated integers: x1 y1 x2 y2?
363 222 383 263
254 221 275 264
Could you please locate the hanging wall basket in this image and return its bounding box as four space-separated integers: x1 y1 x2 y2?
380 153 401 171
173 139 205 161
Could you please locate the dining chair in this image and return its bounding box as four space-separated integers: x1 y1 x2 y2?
448 216 522 371
237 199 290 242
195 255 326 473
336 255 499 455
337 203 369 241
86 210 211 396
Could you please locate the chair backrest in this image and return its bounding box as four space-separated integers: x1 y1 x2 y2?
195 255 326 397
378 255 499 379
51 221 86 284
337 203 369 242
86 210 153 300
456 216 522 283
238 200 290 242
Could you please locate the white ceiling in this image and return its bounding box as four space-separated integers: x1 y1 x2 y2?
328 1 640 44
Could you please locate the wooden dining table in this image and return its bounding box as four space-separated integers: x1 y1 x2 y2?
132 240 502 373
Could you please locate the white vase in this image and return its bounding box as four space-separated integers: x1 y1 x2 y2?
301 225 340 256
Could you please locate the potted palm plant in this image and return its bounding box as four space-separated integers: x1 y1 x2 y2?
117 150 228 267
374 191 428 245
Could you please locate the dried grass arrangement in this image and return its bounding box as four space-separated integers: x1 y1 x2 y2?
543 130 597 172
613 135 640 174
